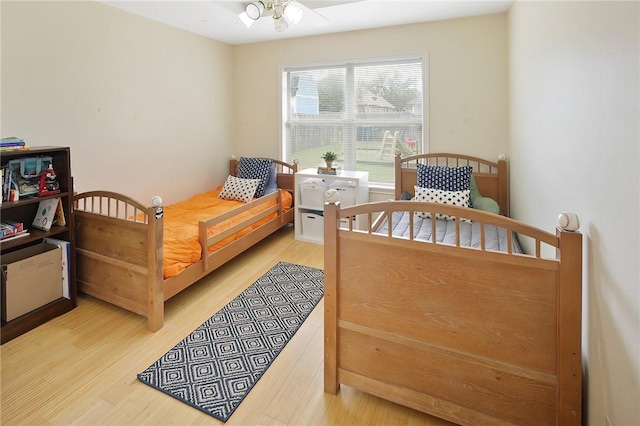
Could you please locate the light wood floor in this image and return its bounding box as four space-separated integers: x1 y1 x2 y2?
0 227 454 426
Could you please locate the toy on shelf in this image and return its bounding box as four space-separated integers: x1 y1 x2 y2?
38 164 60 196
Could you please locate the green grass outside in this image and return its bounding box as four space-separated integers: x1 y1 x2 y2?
291 141 415 183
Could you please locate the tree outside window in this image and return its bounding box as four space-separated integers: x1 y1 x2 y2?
283 58 425 185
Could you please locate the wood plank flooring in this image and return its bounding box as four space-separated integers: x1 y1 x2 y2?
0 226 454 425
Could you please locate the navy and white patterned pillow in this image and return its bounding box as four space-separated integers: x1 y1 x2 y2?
238 157 273 198
413 185 471 222
416 164 472 207
417 164 473 192
219 175 261 203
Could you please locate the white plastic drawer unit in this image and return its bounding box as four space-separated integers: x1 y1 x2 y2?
301 211 324 240
329 181 356 208
299 180 325 209
294 168 369 244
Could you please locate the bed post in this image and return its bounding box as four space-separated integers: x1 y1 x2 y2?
556 225 583 425
324 201 340 394
394 153 403 200
147 204 164 332
497 158 509 217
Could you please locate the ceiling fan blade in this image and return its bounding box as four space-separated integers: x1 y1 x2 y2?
210 1 251 27
293 1 329 27
212 1 245 15
298 0 365 10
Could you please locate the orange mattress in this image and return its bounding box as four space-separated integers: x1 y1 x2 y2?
162 186 292 278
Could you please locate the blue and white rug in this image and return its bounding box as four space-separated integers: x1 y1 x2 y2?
137 261 324 422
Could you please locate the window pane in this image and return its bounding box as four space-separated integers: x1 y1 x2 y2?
355 124 422 183
289 69 345 119
288 123 345 170
284 59 424 184
355 62 423 121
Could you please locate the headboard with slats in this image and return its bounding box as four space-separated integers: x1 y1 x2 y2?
228 157 299 200
394 152 509 216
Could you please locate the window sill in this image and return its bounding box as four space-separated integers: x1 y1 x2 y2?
367 183 395 201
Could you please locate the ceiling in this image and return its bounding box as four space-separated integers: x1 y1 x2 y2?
99 0 513 45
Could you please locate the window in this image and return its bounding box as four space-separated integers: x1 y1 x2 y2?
282 57 425 185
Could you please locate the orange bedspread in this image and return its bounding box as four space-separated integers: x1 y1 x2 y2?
162 186 292 279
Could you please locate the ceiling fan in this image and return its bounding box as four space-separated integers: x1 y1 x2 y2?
242 1 310 32
216 1 363 32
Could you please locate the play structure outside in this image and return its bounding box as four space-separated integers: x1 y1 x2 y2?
289 126 421 183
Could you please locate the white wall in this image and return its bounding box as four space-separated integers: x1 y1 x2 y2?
1 1 234 205
508 2 639 425
232 14 509 172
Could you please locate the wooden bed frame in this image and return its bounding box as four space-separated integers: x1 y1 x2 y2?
323 153 582 425
74 158 297 332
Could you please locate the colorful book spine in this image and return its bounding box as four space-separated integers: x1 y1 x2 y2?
0 137 26 146
2 166 12 202
0 137 29 151
0 221 25 238
0 146 30 150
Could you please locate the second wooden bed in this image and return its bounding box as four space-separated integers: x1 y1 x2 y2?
323 153 583 425
74 158 297 332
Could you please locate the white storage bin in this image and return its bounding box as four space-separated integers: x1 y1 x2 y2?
299 180 325 209
301 210 324 240
329 181 356 208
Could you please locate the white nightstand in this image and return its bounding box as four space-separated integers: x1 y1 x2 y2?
294 169 369 244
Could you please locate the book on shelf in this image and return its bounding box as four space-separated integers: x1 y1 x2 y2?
0 136 26 146
0 145 30 151
54 198 66 226
0 137 29 151
0 219 29 243
2 165 12 202
1 219 24 232
1 166 24 202
32 198 61 231
44 237 71 299
0 230 30 243
1 220 24 237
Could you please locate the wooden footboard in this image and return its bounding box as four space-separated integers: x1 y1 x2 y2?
74 158 297 331
74 192 163 329
323 201 582 426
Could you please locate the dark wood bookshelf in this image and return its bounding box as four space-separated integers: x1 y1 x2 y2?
1 146 76 344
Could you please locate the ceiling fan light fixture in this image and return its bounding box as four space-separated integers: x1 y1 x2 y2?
237 0 308 32
284 2 303 24
274 15 289 32
272 3 285 19
245 1 265 20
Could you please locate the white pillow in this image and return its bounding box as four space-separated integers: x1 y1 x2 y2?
219 175 261 203
413 186 471 221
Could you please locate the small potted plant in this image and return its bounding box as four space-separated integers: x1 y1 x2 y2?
321 151 338 169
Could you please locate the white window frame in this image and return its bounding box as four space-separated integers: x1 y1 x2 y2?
280 54 429 187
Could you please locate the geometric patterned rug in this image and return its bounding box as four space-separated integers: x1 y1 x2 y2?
137 261 324 422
